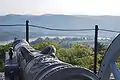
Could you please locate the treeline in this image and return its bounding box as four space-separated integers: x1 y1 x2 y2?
32 41 107 70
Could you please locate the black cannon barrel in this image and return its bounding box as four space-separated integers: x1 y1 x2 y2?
12 40 98 80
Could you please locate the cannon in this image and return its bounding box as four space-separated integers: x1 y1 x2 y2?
5 40 98 80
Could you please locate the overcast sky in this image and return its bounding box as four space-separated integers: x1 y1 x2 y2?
0 0 120 15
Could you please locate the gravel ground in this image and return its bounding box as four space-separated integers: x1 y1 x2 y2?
0 72 4 80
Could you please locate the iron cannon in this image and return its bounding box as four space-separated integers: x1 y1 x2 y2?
5 40 98 80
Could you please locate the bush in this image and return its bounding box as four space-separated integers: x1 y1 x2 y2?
0 43 12 72
31 41 60 50
57 44 95 70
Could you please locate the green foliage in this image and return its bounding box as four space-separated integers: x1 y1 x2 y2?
0 43 12 72
97 42 108 54
0 41 108 72
117 63 120 69
0 60 4 72
116 57 120 69
31 41 60 50
57 44 95 70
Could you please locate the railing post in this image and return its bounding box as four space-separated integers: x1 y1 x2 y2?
26 20 29 43
94 25 98 74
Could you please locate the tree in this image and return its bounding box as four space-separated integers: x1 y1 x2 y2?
32 41 60 50
57 44 94 70
96 42 108 66
97 42 108 54
0 43 12 72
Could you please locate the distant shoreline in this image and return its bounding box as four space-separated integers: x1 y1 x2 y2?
0 35 113 45
0 37 38 45
0 36 79 45
0 36 82 45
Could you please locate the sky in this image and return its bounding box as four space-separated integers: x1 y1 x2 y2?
0 0 120 15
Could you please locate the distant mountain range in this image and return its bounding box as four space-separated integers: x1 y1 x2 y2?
0 14 120 41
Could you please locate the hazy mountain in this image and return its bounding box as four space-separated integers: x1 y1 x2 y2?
0 14 120 41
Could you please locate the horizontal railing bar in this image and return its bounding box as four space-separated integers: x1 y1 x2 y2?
0 24 25 26
29 24 95 31
0 24 120 33
99 29 120 33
